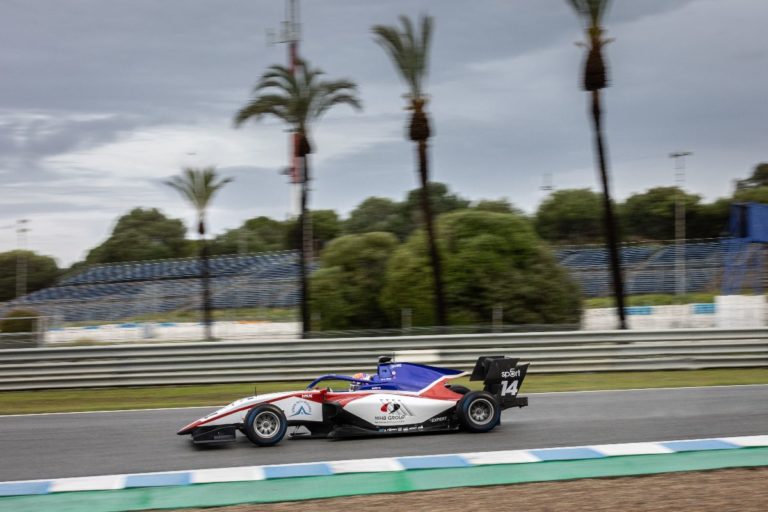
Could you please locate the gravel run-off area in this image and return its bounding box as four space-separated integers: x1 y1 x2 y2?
167 467 768 512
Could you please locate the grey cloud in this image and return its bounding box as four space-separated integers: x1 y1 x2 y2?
198 165 300 220
0 112 149 156
0 0 766 265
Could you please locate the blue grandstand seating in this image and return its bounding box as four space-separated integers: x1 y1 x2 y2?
554 241 726 297
57 251 298 286
4 251 302 322
559 246 659 269
1 242 735 321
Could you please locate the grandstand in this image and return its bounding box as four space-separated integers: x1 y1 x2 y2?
0 239 757 323
2 251 301 322
557 203 768 298
721 203 768 295
555 240 729 297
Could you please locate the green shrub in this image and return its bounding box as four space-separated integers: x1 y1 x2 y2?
0 309 40 333
381 210 582 326
311 232 400 330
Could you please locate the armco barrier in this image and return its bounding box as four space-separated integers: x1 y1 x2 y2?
0 328 766 390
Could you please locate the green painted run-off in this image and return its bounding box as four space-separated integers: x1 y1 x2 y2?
1 447 767 512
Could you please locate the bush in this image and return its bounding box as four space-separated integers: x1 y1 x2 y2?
310 232 399 330
0 251 60 302
381 210 582 326
0 309 40 333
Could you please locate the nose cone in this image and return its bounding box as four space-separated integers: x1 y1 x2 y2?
177 420 199 435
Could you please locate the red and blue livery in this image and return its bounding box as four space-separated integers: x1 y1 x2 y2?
177 355 529 446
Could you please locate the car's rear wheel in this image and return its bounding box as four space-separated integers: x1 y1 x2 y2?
457 391 501 433
244 404 287 446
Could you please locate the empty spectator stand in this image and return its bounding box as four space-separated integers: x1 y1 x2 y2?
554 240 726 297
2 251 302 322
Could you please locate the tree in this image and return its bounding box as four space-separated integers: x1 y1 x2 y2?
474 199 518 214
734 186 768 204
86 208 190 264
736 163 768 190
165 167 233 340
210 216 288 255
688 198 731 239
311 232 399 330
234 60 361 337
284 209 342 253
373 15 448 327
621 187 701 241
0 309 41 334
380 210 581 326
0 251 59 302
535 189 603 243
344 184 469 242
345 197 410 239
567 0 626 329
402 182 470 225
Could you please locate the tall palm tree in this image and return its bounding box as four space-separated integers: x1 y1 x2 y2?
234 60 361 337
373 15 447 328
568 0 627 329
165 166 233 340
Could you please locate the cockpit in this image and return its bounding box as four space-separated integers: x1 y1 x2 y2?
305 356 464 392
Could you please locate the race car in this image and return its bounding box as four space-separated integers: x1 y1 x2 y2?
177 355 529 446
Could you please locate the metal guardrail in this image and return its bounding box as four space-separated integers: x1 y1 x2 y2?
0 328 766 390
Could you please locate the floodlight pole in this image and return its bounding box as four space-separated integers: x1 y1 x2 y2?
270 0 312 335
16 219 29 298
269 0 302 200
540 173 555 193
670 152 692 300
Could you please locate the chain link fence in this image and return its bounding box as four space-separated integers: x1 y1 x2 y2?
0 315 50 348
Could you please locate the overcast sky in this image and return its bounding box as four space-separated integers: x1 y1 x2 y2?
1 0 766 266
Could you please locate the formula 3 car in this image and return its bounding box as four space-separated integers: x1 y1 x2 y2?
177 355 529 446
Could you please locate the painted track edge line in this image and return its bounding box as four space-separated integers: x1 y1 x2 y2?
1 435 766 497
1 448 767 512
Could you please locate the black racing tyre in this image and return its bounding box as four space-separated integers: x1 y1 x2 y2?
243 404 288 446
457 391 501 433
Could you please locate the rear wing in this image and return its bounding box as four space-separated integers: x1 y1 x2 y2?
470 356 529 409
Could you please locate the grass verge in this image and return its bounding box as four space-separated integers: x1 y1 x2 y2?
583 293 715 308
65 307 298 327
0 368 765 415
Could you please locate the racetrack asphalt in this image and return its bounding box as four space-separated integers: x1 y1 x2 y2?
0 385 766 482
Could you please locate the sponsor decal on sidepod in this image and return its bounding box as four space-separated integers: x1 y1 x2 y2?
290 400 312 417
375 399 413 423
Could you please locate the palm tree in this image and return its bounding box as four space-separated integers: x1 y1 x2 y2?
234 60 361 337
568 0 627 329
372 15 447 328
165 166 233 340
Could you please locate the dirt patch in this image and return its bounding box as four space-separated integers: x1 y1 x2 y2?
168 467 768 512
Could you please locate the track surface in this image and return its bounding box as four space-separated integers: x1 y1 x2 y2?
1 385 766 481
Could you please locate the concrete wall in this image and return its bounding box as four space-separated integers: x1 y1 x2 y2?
583 295 766 330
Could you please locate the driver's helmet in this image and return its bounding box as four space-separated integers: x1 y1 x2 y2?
350 372 371 391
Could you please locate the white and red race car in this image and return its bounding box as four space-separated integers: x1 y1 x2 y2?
178 356 529 446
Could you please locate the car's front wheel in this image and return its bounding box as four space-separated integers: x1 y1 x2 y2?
244 404 287 446
457 391 501 433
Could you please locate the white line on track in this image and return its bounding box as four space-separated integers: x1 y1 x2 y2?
0 383 766 418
